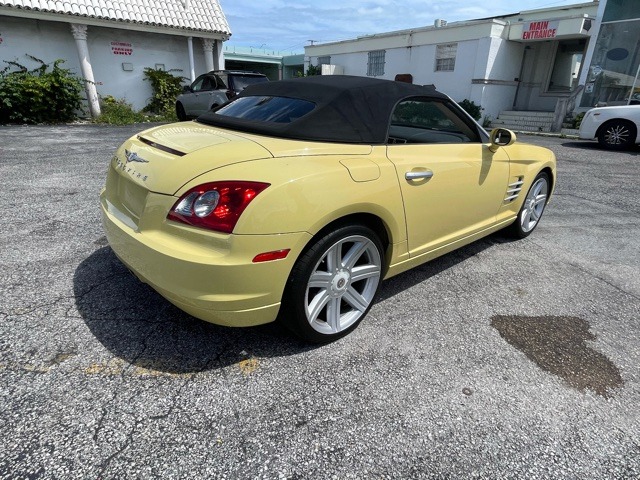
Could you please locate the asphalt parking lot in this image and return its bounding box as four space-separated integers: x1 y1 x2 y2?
0 124 639 479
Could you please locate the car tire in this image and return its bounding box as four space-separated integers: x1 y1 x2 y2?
280 224 384 343
176 102 187 121
506 171 550 239
597 119 636 150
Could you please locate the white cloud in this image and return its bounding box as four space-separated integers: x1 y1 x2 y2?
357 6 385 16
220 0 580 52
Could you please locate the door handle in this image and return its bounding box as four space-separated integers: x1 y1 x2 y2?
405 170 434 180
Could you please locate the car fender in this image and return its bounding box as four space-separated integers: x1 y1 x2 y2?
209 91 228 110
178 154 408 252
496 144 557 218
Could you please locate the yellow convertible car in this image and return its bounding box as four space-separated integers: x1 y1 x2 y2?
101 75 556 342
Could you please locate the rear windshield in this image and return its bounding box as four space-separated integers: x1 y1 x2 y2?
231 75 269 91
214 96 316 124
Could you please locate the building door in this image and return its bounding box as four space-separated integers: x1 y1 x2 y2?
547 39 586 93
514 39 587 111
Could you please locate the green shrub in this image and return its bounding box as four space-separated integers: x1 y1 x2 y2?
572 112 585 129
95 96 148 125
0 55 84 124
306 65 321 76
458 99 482 121
143 68 185 119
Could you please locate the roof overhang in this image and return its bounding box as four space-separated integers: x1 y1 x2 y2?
0 6 230 39
223 53 283 65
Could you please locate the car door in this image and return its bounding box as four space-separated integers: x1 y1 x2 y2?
191 76 216 116
181 75 207 116
386 98 509 257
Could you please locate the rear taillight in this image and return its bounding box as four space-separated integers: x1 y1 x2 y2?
167 181 269 233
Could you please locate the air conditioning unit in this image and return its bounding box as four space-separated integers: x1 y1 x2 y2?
434 19 447 28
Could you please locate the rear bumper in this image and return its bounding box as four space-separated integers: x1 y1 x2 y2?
100 191 311 327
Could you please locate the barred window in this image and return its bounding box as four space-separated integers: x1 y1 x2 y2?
367 50 385 76
435 43 457 72
317 56 331 66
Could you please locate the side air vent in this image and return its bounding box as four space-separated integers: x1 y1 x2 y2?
504 177 524 202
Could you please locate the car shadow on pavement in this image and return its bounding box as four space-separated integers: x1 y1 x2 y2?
561 141 640 154
74 246 316 374
377 234 500 302
74 235 503 374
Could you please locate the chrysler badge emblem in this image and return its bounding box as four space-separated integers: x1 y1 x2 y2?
125 149 149 163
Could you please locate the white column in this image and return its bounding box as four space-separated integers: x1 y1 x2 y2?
70 24 100 118
201 38 215 72
187 37 195 81
214 40 225 71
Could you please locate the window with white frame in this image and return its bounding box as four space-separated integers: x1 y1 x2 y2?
435 43 457 72
367 50 385 76
317 56 331 66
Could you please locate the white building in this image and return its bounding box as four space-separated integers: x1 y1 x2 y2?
305 2 599 130
0 0 231 116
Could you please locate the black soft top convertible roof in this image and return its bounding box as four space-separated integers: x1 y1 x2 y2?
197 75 451 144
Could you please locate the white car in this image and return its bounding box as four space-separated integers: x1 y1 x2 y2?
579 105 640 150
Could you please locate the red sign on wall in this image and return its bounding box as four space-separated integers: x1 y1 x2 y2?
111 41 133 55
522 20 559 40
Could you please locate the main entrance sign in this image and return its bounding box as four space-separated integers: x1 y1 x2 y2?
522 20 559 40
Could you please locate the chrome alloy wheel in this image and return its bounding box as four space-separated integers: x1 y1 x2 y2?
304 235 381 335
603 122 631 147
520 176 549 233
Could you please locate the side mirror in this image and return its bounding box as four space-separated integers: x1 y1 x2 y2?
489 128 517 152
182 85 192 93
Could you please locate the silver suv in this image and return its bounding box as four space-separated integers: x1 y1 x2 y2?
176 70 269 120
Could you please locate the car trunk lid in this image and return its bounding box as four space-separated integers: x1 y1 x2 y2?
104 123 273 225
111 123 274 196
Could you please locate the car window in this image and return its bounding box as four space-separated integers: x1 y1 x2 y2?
213 74 227 89
200 76 214 91
388 98 480 144
230 75 269 92
214 96 315 123
190 76 206 92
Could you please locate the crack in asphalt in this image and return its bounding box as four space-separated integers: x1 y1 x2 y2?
4 271 127 319
96 419 139 477
527 237 639 301
565 260 640 302
92 391 119 443
551 192 635 213
91 335 226 474
147 373 197 421
91 330 156 475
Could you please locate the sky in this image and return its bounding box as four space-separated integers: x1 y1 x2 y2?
219 0 592 54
